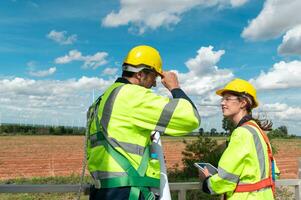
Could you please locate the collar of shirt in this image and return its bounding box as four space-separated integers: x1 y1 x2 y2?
115 77 131 84
236 114 253 128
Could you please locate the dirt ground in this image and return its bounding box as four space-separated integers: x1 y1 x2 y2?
0 136 300 180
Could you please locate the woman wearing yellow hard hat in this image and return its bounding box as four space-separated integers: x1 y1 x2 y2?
199 78 280 200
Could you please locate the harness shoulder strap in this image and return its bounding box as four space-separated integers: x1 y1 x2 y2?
92 85 159 200
235 121 275 194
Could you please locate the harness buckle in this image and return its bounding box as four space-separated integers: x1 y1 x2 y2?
145 192 156 200
94 179 101 189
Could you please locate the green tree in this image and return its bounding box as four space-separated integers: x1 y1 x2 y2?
268 125 289 138
181 136 226 177
58 126 66 135
198 128 204 136
278 125 288 136
210 128 217 136
49 127 55 134
222 117 235 135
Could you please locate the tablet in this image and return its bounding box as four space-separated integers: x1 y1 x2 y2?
194 162 218 175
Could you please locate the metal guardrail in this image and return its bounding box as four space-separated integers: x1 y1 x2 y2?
0 180 300 200
169 180 301 200
1 159 300 199
0 184 84 193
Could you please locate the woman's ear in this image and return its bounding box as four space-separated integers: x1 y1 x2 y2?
240 98 248 109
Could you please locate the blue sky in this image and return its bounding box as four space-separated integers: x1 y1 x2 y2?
1 0 301 135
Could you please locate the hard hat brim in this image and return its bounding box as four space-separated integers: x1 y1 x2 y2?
122 65 145 73
216 89 225 96
123 64 163 77
216 89 259 108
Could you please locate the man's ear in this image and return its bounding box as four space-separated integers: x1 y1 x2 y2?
135 71 144 80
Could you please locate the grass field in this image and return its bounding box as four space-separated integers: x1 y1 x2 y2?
0 135 300 180
0 175 89 200
0 135 300 199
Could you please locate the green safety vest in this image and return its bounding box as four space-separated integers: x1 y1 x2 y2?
86 82 200 200
207 120 279 200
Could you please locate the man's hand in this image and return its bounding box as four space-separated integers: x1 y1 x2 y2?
161 71 179 91
198 167 211 181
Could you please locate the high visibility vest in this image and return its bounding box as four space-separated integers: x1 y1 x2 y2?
86 82 200 200
207 120 278 200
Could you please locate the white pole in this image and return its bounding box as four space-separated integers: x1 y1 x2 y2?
152 131 171 200
92 89 95 102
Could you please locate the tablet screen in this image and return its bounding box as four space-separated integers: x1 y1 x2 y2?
194 162 218 175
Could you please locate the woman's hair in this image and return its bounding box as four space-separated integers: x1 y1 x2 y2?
238 93 273 131
252 117 273 131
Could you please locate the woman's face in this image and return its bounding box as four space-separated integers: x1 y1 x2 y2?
220 93 243 118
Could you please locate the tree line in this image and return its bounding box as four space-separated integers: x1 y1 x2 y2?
0 123 85 135
195 118 297 138
0 118 297 138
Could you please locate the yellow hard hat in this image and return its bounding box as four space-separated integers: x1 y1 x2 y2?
123 45 163 76
216 78 259 108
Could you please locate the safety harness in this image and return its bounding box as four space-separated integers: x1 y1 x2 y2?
87 85 160 200
234 121 275 195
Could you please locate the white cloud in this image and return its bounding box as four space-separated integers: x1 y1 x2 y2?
0 77 112 98
55 50 82 64
154 46 234 130
102 0 249 34
27 61 37 69
47 30 77 45
230 0 248 7
29 67 57 77
278 24 301 56
179 46 234 96
82 52 109 69
185 46 225 76
102 67 119 76
250 60 301 90
156 46 301 134
242 0 301 41
155 45 233 121
0 76 113 126
55 49 108 69
259 103 301 122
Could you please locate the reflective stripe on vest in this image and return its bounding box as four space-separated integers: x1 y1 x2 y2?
90 98 180 155
209 124 267 184
90 134 145 156
95 85 148 157
207 166 240 194
155 99 179 133
243 125 266 179
101 85 123 136
218 166 240 183
92 171 128 179
235 122 274 193
90 90 181 156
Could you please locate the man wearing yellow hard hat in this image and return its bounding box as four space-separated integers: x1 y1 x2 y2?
199 78 280 200
86 45 200 200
